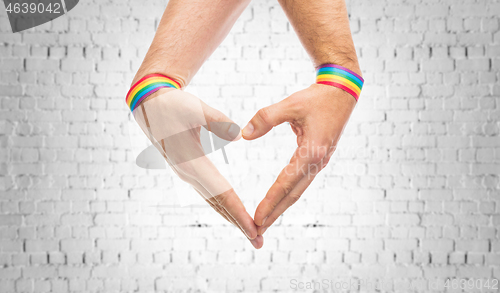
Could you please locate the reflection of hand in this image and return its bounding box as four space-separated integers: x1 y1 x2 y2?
133 88 263 248
242 84 357 235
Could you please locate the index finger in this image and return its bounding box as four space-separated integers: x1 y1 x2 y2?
178 153 259 240
254 142 326 226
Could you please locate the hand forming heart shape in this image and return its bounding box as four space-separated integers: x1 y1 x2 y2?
132 88 263 249
132 84 356 249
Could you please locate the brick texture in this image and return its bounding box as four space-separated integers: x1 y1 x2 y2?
0 0 499 292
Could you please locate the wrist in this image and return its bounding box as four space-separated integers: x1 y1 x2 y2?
132 66 187 89
315 63 364 102
311 83 357 111
312 53 362 78
126 73 181 112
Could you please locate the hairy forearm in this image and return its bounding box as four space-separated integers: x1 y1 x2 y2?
277 0 361 76
132 0 251 87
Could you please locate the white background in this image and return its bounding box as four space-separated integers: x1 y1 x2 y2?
0 0 499 292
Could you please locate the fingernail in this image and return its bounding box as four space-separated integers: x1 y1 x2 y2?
228 123 240 139
250 238 259 249
261 227 268 235
261 216 268 226
245 230 255 240
242 122 254 137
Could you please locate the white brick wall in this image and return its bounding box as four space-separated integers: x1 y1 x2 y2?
1 0 499 292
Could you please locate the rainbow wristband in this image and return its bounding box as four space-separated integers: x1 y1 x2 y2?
126 73 181 112
316 64 364 101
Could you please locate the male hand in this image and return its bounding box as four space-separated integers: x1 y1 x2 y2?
133 88 263 248
242 84 357 235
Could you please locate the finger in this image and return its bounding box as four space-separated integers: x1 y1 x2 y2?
177 165 260 246
204 196 243 232
257 169 317 235
135 94 260 246
206 195 263 250
192 185 232 223
159 135 256 243
201 102 241 142
175 159 258 240
205 196 263 249
163 119 258 241
253 148 308 226
242 99 297 140
195 186 264 249
250 235 264 249
257 142 333 235
208 189 259 240
158 140 234 226
178 154 262 246
254 140 328 226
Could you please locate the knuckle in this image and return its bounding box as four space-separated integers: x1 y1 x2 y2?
261 197 278 212
277 181 293 196
308 153 324 165
212 192 229 209
257 107 273 125
289 193 302 204
317 145 329 158
308 145 329 165
284 97 301 115
320 157 330 169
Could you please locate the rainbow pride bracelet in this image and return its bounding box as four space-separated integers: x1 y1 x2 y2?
316 64 364 101
125 73 181 112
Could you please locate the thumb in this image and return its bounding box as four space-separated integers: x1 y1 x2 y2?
242 99 295 140
201 102 242 142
